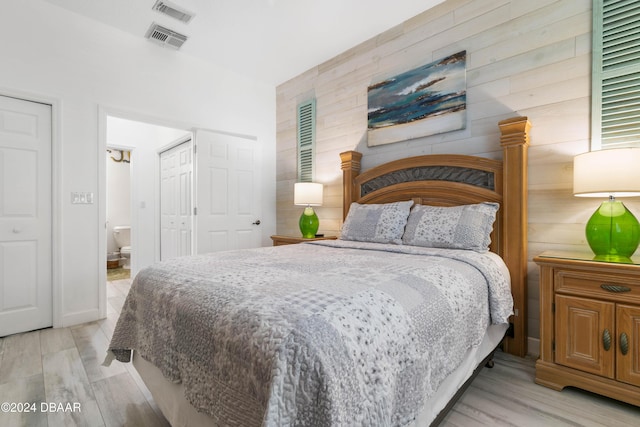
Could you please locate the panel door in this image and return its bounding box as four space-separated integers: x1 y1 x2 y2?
555 294 615 378
195 130 262 253
160 140 192 260
617 304 640 387
0 95 52 337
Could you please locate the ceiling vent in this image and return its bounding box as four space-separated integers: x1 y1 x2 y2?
145 23 188 49
152 0 195 24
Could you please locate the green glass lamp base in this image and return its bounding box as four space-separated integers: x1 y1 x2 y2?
586 200 640 261
299 206 319 238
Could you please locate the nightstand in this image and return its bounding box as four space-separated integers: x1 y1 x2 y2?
534 250 640 406
270 235 337 246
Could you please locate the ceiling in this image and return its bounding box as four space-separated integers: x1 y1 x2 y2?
43 0 443 86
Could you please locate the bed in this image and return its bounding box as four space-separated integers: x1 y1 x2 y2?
107 116 530 426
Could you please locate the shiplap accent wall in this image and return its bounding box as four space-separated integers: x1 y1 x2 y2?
276 0 640 351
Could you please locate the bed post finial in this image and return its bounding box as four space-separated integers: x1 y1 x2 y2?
340 151 362 220
499 116 530 358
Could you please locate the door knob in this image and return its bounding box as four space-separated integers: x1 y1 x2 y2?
252 220 261 225
13 227 21 233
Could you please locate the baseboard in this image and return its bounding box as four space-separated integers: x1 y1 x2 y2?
528 337 540 358
61 308 103 328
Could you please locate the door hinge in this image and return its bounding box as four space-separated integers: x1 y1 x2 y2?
193 207 197 215
552 302 555 313
552 340 555 352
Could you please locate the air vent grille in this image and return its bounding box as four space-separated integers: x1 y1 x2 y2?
145 23 188 49
152 0 195 24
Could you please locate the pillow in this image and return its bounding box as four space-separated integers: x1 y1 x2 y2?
402 202 499 252
340 200 414 244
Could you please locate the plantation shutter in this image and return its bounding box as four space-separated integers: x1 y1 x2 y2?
593 0 640 149
297 99 316 182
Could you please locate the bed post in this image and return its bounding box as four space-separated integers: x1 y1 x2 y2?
340 150 363 220
499 116 531 358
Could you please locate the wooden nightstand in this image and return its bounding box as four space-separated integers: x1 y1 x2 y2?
270 235 337 246
534 250 640 406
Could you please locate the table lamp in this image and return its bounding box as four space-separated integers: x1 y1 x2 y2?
573 148 640 261
294 182 323 238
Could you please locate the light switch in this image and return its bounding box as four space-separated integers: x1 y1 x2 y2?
71 192 95 204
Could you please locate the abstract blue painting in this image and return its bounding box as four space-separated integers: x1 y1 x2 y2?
367 51 467 146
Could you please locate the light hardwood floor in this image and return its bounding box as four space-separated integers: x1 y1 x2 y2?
1 278 639 427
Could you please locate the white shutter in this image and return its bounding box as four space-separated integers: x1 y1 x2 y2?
297 99 316 182
593 0 640 148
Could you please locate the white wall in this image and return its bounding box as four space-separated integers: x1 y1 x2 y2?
0 0 276 327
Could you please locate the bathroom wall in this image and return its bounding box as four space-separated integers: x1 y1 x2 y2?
106 149 131 255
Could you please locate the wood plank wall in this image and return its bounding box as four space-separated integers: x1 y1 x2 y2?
276 0 639 352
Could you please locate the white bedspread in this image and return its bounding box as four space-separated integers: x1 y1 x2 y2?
107 240 513 426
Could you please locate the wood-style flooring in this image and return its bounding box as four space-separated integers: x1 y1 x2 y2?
1 277 639 426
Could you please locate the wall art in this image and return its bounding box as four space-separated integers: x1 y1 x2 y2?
367 51 467 147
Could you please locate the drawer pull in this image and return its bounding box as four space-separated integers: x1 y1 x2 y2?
620 332 629 356
603 329 612 351
600 284 631 293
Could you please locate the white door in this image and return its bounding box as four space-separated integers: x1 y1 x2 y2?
0 95 52 337
195 130 262 253
160 140 192 260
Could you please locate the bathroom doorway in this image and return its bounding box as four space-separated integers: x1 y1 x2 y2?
106 147 132 282
102 114 192 283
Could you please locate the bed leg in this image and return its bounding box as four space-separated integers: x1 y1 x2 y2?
484 350 496 368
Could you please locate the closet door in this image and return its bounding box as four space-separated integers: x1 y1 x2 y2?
0 95 52 336
160 140 192 260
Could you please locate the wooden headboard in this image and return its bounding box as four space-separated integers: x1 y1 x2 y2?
340 116 530 357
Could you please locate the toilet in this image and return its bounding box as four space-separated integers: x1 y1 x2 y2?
112 225 131 269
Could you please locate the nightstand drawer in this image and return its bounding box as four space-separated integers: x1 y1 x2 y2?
555 270 640 305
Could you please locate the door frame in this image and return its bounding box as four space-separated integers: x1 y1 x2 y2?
97 106 195 318
1 88 62 328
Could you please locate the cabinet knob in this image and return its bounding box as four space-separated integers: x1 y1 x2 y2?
620 332 629 356
603 329 611 351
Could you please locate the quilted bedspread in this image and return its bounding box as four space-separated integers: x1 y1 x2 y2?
107 240 513 426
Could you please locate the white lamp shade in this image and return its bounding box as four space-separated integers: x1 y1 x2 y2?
294 182 323 206
573 148 640 197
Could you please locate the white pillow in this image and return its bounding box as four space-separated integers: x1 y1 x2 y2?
340 201 414 244
402 202 499 252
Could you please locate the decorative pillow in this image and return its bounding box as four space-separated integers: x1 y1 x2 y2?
402 202 499 252
340 201 414 244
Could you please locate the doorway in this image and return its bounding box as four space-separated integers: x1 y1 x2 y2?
100 112 192 317
106 147 132 282
98 109 264 319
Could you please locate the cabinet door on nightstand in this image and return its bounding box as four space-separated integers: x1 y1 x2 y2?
556 295 615 378
617 304 640 387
